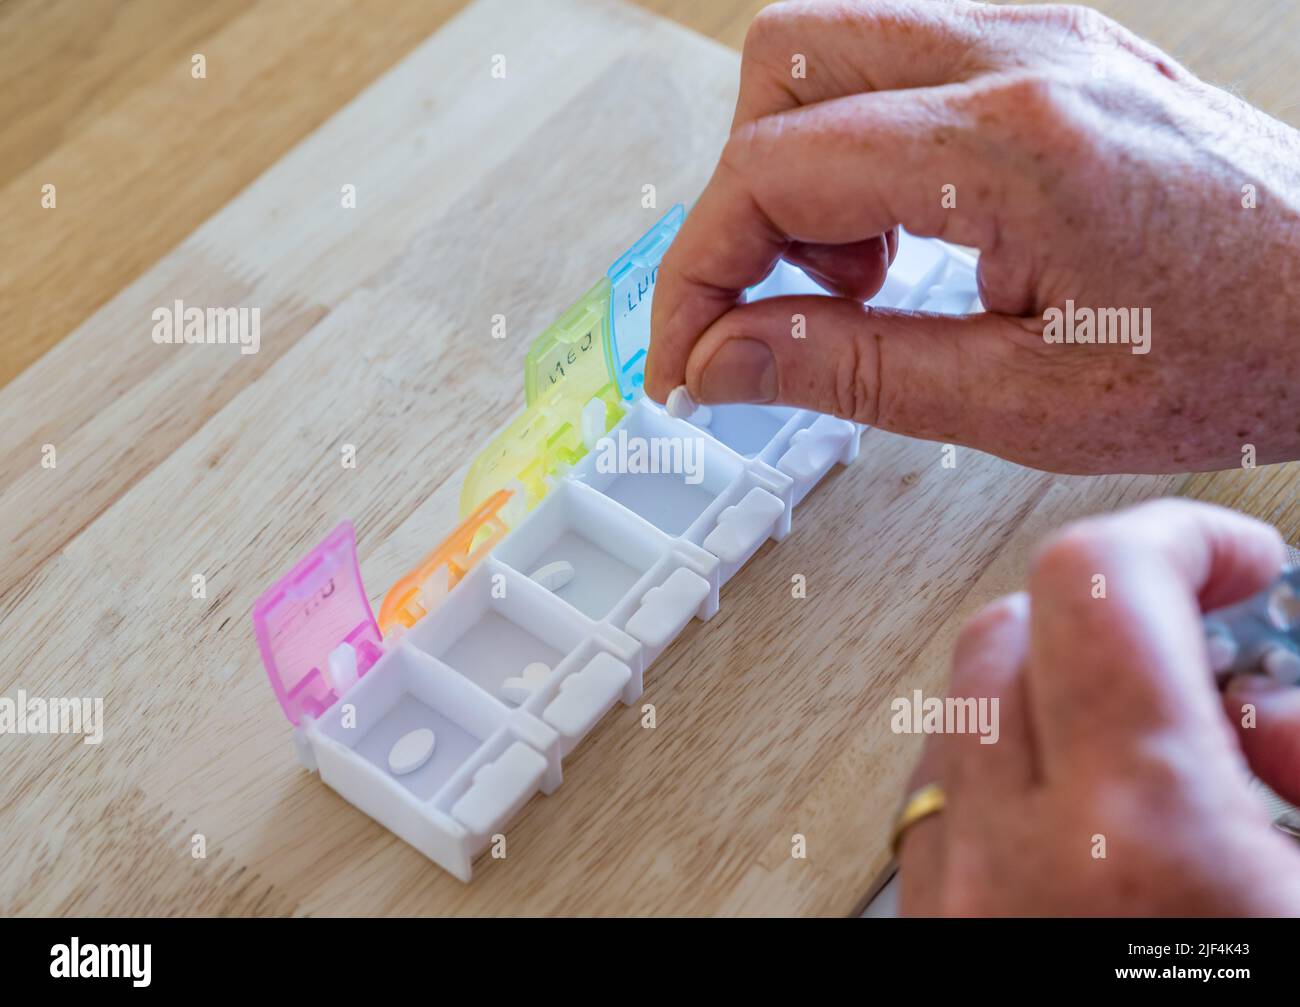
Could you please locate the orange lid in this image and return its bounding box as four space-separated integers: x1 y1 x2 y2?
378 489 512 635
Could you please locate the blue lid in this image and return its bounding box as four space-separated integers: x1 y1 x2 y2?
606 204 685 401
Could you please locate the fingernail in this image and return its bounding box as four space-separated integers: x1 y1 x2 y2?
698 338 776 403
665 385 698 419
1226 673 1288 698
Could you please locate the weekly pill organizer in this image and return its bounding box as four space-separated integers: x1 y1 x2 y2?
253 207 981 881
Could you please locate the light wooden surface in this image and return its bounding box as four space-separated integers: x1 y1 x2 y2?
0 0 1297 916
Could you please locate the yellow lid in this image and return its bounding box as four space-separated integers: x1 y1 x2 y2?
524 278 617 407
458 385 623 518
460 279 624 518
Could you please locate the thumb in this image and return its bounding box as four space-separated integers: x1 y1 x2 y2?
1225 675 1300 806
681 295 1039 441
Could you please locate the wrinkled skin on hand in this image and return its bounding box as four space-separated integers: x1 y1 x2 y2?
647 0 1300 474
898 500 1300 916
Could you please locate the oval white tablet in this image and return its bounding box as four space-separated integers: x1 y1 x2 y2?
387 727 436 776
530 560 575 591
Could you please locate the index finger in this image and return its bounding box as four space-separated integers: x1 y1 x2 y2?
645 0 1013 403
730 0 993 128
645 83 998 402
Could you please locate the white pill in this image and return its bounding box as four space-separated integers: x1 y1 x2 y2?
500 662 551 705
1262 646 1300 685
580 397 607 450
1204 632 1238 674
1267 581 1300 630
530 560 575 591
387 727 436 776
665 385 698 419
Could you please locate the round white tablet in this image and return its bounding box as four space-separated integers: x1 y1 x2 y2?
500 662 551 705
388 727 436 776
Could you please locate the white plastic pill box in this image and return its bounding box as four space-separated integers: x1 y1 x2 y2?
253 220 978 882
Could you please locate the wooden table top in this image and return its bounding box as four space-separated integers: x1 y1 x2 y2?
1 0 1297 916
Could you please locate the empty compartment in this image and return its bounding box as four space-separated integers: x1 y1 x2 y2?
688 404 798 459
494 481 663 621
315 646 507 801
577 403 742 537
403 561 589 705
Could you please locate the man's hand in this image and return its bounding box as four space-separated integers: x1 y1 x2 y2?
898 500 1300 916
646 0 1300 474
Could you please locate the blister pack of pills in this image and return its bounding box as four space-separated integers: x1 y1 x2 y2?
252 206 979 881
1203 548 1300 685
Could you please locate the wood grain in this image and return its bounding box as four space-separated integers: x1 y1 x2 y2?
0 0 1297 916
0 0 465 385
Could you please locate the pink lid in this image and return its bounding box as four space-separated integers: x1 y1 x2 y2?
252 520 382 725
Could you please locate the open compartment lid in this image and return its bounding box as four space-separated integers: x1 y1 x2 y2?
607 204 684 401
462 280 624 519
379 490 513 635
524 278 618 408
460 390 618 519
253 520 383 726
